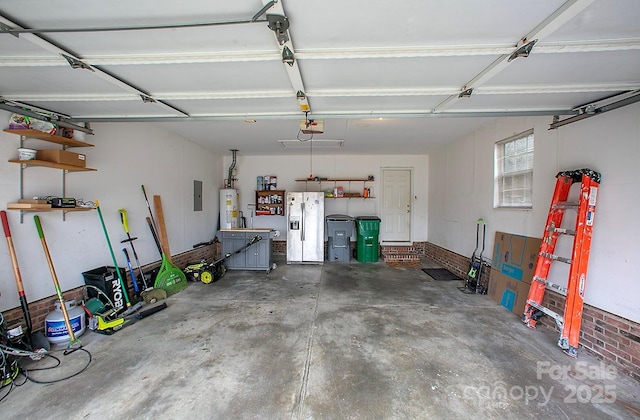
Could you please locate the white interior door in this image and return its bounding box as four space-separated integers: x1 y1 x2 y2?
381 169 412 242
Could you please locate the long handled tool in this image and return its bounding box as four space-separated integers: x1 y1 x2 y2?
122 248 140 295
33 216 81 353
141 186 187 296
146 216 163 257
153 195 172 259
142 184 163 257
119 209 149 290
95 201 132 310
458 218 487 294
475 219 488 294
141 185 158 233
1 211 49 352
118 210 166 303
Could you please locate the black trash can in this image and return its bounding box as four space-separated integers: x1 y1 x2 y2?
82 266 127 312
325 214 355 262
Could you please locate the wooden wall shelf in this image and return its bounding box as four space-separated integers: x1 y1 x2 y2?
4 129 94 148
4 128 96 221
7 203 94 213
295 178 375 199
8 159 96 172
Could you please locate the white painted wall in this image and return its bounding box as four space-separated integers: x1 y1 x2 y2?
428 102 640 323
5 101 637 324
0 114 222 311
1 112 428 313
221 154 429 242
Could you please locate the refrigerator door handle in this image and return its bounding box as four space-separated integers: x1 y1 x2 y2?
301 202 305 241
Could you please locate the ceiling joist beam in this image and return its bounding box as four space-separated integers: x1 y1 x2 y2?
4 82 638 103
71 108 578 123
3 38 639 67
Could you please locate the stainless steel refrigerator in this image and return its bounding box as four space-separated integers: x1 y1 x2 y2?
286 191 324 263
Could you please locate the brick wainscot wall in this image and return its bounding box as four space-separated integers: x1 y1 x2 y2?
422 241 640 382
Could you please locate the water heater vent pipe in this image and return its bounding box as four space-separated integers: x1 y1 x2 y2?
226 149 238 189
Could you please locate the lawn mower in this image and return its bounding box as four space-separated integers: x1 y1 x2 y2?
185 235 262 284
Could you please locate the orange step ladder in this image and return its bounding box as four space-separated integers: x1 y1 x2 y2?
521 168 601 358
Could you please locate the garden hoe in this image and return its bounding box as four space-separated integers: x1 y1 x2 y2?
33 216 81 354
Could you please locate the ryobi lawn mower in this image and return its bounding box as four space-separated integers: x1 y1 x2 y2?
185 235 262 283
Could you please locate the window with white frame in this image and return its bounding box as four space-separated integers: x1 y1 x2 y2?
494 129 534 208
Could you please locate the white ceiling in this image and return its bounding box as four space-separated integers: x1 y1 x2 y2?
1 0 639 156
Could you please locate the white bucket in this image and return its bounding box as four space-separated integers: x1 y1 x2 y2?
45 299 86 344
17 148 37 160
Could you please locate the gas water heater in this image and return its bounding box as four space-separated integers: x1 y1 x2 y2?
220 188 239 229
220 149 239 229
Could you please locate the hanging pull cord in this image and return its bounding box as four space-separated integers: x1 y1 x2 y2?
309 136 313 179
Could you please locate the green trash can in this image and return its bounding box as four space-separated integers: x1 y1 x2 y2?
355 216 381 262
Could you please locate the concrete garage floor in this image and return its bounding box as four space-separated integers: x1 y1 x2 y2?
2 257 639 419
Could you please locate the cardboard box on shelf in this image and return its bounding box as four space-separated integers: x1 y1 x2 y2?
36 149 86 167
487 268 531 316
492 231 541 284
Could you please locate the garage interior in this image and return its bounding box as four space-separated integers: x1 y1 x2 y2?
0 1 639 418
